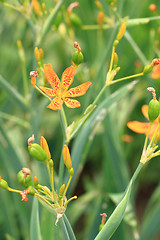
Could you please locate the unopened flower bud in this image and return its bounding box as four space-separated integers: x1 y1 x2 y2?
49 159 54 167
113 52 118 68
68 167 74 176
40 136 51 160
113 40 119 47
97 11 104 26
72 51 84 66
95 1 103 10
148 99 160 123
116 22 126 41
69 13 82 28
63 145 72 169
143 65 152 74
33 176 39 186
28 143 48 162
30 71 37 87
17 170 32 188
32 0 42 16
59 184 65 199
0 177 9 190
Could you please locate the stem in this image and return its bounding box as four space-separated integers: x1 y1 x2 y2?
8 187 21 193
149 122 160 147
64 176 72 196
92 85 107 107
81 24 116 30
130 162 143 184
143 122 152 151
0 112 29 128
60 217 70 240
35 193 54 209
59 107 67 141
58 140 65 191
64 196 77 208
110 72 144 85
109 46 116 73
51 166 58 203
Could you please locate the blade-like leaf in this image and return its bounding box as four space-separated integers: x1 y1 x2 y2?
30 197 42 240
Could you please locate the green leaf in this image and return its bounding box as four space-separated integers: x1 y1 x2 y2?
0 75 30 111
30 197 42 240
94 180 133 240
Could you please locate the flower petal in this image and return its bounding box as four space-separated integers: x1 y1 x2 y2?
61 66 75 93
47 97 63 110
44 64 61 93
141 105 149 120
64 81 92 97
63 98 80 108
127 121 150 134
152 64 160 79
40 86 57 97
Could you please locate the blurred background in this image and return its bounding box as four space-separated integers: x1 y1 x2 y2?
0 0 160 239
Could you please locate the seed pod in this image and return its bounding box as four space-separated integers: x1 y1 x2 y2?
148 99 160 122
17 170 32 188
0 178 8 190
28 186 36 195
28 143 48 162
69 13 82 28
72 51 84 66
143 65 152 74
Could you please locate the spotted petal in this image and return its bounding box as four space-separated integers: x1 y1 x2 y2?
64 81 92 97
47 97 63 110
127 121 150 134
63 98 80 108
40 86 57 97
44 64 61 94
61 66 75 93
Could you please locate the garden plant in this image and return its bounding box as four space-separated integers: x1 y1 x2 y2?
1 0 160 240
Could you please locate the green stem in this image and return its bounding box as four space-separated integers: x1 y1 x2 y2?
51 166 58 203
35 193 54 209
110 72 144 85
149 122 160 147
92 85 107 107
0 111 29 129
109 46 116 73
81 24 116 30
63 176 72 196
58 141 65 191
130 162 143 184
143 122 152 151
59 106 67 141
60 217 70 240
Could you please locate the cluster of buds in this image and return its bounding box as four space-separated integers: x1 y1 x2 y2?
0 135 77 224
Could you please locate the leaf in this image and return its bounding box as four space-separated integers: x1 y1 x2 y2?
0 75 29 111
94 180 133 240
30 197 42 240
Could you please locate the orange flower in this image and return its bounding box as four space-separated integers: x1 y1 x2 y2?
127 105 160 139
40 64 92 110
152 63 160 79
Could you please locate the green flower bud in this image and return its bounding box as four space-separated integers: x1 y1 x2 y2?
28 186 36 195
68 167 74 176
69 13 82 27
143 65 152 74
72 51 84 66
17 170 32 188
49 159 54 167
59 184 65 200
113 40 119 47
148 99 160 122
28 143 48 162
0 178 8 190
33 176 38 186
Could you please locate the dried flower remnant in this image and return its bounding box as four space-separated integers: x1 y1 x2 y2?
20 188 31 201
28 134 35 146
40 64 91 110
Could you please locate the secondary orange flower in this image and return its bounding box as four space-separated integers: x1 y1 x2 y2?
127 104 160 139
40 64 92 110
